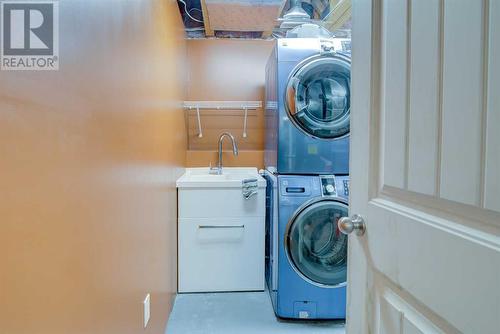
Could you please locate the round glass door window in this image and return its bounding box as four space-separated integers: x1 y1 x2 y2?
285 198 348 287
285 54 351 139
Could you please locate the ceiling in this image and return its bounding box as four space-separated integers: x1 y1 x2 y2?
176 0 351 39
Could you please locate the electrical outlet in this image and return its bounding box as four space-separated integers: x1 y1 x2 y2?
143 293 151 328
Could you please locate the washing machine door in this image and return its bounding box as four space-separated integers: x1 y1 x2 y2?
285 53 351 139
285 197 348 287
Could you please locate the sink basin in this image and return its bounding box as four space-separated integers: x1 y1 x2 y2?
176 167 267 188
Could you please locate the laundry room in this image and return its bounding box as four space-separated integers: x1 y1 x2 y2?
2 0 499 334
170 0 351 332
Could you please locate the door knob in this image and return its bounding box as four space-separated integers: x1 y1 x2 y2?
338 214 366 236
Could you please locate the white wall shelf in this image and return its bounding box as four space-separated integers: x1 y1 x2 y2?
183 101 262 110
183 101 262 138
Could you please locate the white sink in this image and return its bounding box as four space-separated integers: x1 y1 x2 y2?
176 167 266 188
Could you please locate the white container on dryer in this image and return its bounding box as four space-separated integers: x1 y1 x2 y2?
176 167 266 293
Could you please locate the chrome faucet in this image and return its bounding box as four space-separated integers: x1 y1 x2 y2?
210 132 238 175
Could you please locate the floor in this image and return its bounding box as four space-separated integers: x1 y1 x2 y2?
165 291 345 334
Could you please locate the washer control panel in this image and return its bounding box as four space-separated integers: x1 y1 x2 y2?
342 179 349 196
334 175 350 200
320 176 337 197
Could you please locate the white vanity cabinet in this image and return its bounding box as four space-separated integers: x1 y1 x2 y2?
176 168 266 293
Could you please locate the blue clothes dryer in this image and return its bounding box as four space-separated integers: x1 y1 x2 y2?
264 172 349 319
265 38 351 175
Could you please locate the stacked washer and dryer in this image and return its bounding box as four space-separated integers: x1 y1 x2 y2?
263 38 351 320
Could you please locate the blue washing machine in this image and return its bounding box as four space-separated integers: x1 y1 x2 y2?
265 38 351 175
264 171 349 319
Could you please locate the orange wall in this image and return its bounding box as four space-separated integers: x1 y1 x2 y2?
0 1 186 333
186 39 273 169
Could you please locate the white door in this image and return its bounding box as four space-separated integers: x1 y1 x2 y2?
346 0 500 333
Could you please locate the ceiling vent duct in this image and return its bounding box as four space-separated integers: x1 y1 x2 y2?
279 0 311 30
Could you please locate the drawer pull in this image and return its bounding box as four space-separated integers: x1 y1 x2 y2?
286 187 305 193
198 225 245 229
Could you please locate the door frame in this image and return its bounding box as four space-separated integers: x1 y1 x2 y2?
347 0 379 332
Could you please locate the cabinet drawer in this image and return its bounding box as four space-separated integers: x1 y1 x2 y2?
178 188 265 218
178 216 265 293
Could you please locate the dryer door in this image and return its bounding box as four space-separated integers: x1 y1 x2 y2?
285 197 348 287
285 54 351 139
